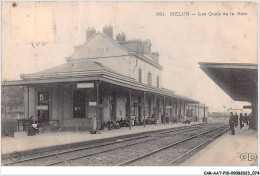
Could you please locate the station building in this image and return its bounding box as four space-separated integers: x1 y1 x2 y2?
5 26 200 131
186 104 208 121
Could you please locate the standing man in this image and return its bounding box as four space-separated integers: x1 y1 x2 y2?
92 115 101 134
243 113 249 130
234 113 239 127
229 112 235 135
239 113 244 129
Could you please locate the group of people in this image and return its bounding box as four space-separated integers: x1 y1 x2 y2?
229 112 254 135
161 113 170 124
107 118 130 130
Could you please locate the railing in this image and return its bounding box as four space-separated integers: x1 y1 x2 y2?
42 120 59 133
17 119 30 132
17 119 59 133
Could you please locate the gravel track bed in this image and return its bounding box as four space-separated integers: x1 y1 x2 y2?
6 125 203 166
57 134 187 166
128 127 229 166
55 124 226 166
4 123 227 166
2 133 151 165
3 125 202 165
8 136 156 166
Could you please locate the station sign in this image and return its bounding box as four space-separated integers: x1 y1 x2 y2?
89 102 97 106
77 83 94 89
36 105 48 110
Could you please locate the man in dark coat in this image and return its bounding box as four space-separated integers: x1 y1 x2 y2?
229 112 235 135
243 113 249 130
234 113 239 127
239 113 244 129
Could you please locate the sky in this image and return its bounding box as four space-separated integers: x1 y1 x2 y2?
2 1 257 113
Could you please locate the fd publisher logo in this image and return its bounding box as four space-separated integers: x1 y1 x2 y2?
239 152 257 161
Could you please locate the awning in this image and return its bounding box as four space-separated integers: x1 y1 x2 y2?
199 62 257 102
2 70 199 104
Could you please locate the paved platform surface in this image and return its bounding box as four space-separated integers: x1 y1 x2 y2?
181 126 258 166
2 122 202 155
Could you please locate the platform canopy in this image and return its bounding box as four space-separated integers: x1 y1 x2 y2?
199 62 258 102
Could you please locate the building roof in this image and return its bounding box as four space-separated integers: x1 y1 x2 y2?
3 58 199 103
2 31 199 104
70 32 129 59
27 58 116 78
199 62 258 102
69 32 163 69
119 40 140 52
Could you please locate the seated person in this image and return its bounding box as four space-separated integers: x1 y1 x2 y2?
166 117 169 123
107 119 114 130
139 118 143 125
150 117 155 124
134 117 139 126
114 120 121 129
165 113 169 123
119 118 124 127
122 119 129 127
28 116 38 136
147 117 152 124
151 113 156 124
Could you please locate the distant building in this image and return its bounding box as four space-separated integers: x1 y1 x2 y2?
186 104 208 122
5 25 199 131
210 112 228 118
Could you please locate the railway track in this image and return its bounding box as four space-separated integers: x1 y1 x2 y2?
117 124 229 166
166 128 230 166
2 123 227 166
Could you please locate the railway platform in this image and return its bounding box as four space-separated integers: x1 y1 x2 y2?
2 122 202 156
181 126 258 166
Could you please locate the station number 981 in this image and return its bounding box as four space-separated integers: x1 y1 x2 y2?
156 12 166 16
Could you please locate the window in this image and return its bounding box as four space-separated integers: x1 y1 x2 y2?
131 106 137 116
73 90 86 118
147 73 152 86
138 69 142 83
157 76 160 88
38 92 49 105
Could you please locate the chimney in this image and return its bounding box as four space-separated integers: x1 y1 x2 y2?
116 33 121 41
121 32 126 41
116 32 126 41
151 52 159 63
141 40 151 55
103 25 113 38
86 27 96 40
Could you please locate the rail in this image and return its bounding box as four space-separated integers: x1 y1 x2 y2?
3 123 208 166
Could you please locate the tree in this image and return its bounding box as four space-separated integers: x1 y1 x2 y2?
2 86 24 111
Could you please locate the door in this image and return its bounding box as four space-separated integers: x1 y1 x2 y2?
38 92 50 123
110 94 116 121
73 90 86 118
